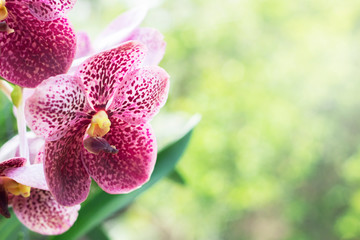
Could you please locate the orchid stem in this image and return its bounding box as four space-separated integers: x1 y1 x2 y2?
0 80 12 101
0 79 30 163
16 88 29 164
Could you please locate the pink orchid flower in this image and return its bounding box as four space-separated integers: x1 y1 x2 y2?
25 40 170 206
0 0 77 88
72 6 166 71
0 134 80 235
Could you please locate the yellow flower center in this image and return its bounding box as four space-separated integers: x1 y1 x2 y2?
87 110 111 138
0 0 8 21
1 177 30 198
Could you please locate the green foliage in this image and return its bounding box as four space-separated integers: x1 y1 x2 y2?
49 127 195 240
2 0 360 239
89 0 360 239
0 210 22 240
0 122 196 240
0 93 17 145
167 169 186 185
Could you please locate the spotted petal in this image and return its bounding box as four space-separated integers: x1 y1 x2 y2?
0 3 76 87
0 158 26 176
25 74 92 141
82 117 156 194
5 164 48 191
12 189 80 235
44 123 91 206
125 28 166 66
109 66 170 125
26 0 77 21
76 41 146 111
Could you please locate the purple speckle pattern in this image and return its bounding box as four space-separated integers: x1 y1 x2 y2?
26 75 91 141
0 157 26 176
44 123 91 206
26 0 76 21
0 2 76 87
12 188 80 235
76 41 146 111
109 66 170 125
25 41 170 205
83 117 156 194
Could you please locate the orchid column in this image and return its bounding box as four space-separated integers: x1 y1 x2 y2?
26 41 170 206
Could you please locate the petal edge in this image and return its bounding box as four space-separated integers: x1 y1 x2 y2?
13 189 80 235
83 118 157 194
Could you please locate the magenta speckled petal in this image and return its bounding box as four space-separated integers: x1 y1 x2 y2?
83 117 157 194
94 6 148 51
12 189 80 235
75 31 93 58
77 41 146 111
125 28 166 66
45 123 91 206
0 3 76 88
5 164 48 191
26 0 76 21
26 74 92 141
0 157 26 176
109 66 170 125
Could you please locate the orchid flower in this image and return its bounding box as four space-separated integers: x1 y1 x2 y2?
0 134 80 235
72 6 166 71
25 41 170 206
0 0 77 88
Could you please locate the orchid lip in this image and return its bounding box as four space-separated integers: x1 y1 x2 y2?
84 137 119 155
25 41 168 205
0 22 13 34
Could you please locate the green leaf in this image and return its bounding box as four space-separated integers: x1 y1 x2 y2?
167 169 186 185
86 226 110 240
152 112 201 151
50 125 196 240
0 210 22 240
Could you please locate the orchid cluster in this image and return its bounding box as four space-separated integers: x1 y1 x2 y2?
0 0 169 235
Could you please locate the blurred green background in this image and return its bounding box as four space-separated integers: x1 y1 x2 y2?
4 0 360 239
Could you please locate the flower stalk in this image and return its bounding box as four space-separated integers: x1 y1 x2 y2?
0 79 12 101
13 87 29 164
